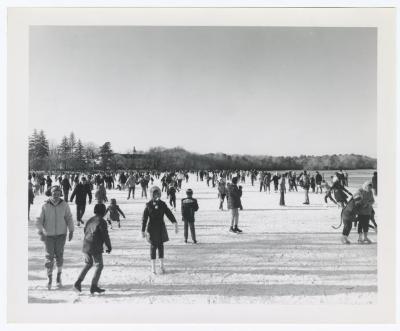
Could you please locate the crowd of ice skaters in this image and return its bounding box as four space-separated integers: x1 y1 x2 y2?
28 169 377 294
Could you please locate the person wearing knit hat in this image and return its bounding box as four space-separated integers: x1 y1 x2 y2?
142 186 178 274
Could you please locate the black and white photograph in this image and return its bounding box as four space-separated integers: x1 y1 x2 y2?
6 6 397 324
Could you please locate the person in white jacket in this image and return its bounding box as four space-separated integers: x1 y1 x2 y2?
36 185 74 290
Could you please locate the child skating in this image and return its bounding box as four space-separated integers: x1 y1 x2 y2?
141 186 178 274
181 188 199 244
74 203 112 294
105 198 126 229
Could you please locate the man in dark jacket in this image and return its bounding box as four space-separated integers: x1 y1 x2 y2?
181 189 199 244
315 171 323 194
227 177 243 233
61 174 72 202
70 177 92 225
74 203 111 294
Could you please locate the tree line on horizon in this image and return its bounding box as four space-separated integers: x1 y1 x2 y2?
28 130 377 171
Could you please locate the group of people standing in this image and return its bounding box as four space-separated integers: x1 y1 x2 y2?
31 170 202 293
29 168 377 294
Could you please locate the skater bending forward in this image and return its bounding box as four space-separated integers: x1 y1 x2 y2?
142 186 178 274
74 203 112 294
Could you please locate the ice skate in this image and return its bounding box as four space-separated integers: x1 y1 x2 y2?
90 285 105 294
363 237 372 244
151 260 157 274
229 226 237 233
73 280 82 293
234 226 243 233
159 259 166 274
341 235 351 245
56 272 63 288
47 275 52 290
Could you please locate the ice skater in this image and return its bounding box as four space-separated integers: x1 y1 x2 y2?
141 186 178 274
181 189 199 244
227 177 243 233
105 198 126 229
36 185 74 290
353 181 375 244
167 183 178 211
74 203 112 294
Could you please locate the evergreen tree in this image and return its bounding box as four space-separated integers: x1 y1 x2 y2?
28 129 49 169
99 142 114 170
74 139 86 170
28 129 39 169
37 130 49 159
58 136 70 170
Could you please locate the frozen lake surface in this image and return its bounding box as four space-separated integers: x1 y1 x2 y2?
28 171 377 304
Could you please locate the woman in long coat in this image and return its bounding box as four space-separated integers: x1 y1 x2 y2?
142 186 178 274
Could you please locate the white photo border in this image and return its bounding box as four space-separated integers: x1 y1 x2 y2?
7 6 397 324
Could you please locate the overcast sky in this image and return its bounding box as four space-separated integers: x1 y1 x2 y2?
29 26 377 157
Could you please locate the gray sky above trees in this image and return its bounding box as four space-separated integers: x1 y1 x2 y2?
29 26 377 157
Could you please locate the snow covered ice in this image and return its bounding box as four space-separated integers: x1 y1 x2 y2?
28 173 377 304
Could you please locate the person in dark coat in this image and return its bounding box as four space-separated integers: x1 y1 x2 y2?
310 175 316 193
315 171 323 194
74 203 111 294
61 175 72 202
140 176 149 198
272 173 280 192
46 175 53 191
141 186 178 274
329 175 352 208
279 173 286 206
227 177 243 233
167 183 177 210
70 177 92 225
181 189 199 244
105 198 126 229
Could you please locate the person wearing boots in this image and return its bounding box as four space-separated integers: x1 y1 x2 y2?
227 177 243 233
181 189 199 244
353 181 375 244
61 174 72 202
70 177 92 226
74 203 112 294
340 196 362 244
36 185 74 290
141 186 178 274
